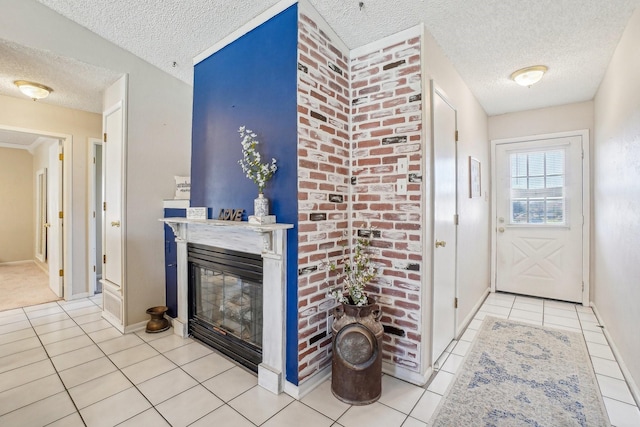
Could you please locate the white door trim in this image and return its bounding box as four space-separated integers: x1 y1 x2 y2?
88 138 103 295
490 129 590 305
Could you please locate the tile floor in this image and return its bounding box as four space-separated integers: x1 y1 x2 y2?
1 292 639 426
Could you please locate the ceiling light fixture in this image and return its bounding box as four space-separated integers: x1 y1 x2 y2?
14 80 53 100
510 65 548 87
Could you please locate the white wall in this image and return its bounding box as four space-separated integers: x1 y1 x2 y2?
0 0 193 322
593 8 640 394
422 28 491 335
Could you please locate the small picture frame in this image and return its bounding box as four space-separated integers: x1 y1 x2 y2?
469 156 481 198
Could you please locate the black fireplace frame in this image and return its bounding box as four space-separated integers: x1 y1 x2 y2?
187 243 263 372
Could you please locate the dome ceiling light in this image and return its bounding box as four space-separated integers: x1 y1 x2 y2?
14 80 53 100
510 65 548 87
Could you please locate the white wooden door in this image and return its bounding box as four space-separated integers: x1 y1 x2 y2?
431 86 458 363
103 105 124 289
47 141 63 297
495 135 584 302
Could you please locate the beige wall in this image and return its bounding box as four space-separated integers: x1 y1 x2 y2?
0 0 192 323
422 28 491 336
0 148 33 262
593 8 640 395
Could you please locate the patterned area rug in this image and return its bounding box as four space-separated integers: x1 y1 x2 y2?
431 317 610 427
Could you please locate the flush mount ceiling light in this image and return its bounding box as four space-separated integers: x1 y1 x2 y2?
14 80 53 100
510 65 548 87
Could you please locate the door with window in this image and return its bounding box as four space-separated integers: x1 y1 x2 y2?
494 133 586 303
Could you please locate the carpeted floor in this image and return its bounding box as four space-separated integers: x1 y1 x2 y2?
0 262 60 312
431 316 610 427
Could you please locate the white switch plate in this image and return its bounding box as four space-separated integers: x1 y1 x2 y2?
398 157 408 174
397 178 407 195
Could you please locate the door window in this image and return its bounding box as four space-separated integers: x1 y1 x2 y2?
509 149 565 225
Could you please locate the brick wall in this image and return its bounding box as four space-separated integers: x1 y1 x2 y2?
350 36 424 372
296 10 351 383
297 8 424 384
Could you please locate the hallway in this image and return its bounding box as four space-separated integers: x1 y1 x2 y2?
0 293 638 426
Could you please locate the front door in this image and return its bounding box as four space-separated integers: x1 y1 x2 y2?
494 134 586 302
431 84 458 363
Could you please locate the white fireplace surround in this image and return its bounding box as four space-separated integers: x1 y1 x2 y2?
162 218 292 394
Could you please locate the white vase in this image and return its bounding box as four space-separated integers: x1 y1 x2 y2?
254 193 269 217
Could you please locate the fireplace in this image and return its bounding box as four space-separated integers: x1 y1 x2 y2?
188 243 263 371
161 217 292 394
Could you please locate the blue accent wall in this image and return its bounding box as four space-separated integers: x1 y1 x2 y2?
191 4 299 385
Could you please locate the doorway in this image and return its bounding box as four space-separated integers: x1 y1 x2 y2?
491 130 590 304
431 82 458 364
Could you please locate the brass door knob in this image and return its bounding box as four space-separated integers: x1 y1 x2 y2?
435 240 446 248
111 221 121 227
498 227 505 233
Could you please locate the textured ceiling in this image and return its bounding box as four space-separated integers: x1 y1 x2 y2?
0 39 121 114
0 128 59 152
5 0 640 116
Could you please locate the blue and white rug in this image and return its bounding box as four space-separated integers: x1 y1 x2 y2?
430 317 610 426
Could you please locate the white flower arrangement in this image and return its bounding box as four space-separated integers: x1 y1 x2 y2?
238 126 278 194
327 225 378 307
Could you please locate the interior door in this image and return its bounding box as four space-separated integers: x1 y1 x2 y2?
495 135 584 302
431 85 458 363
47 141 63 297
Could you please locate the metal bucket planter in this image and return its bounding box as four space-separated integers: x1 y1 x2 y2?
331 297 383 405
145 306 170 333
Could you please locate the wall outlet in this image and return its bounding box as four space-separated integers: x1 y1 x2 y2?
397 178 407 195
397 157 408 174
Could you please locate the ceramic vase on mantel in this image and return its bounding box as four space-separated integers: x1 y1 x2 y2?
254 193 269 217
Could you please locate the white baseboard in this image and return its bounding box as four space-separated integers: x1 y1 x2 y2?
456 287 490 338
591 303 640 407
124 320 148 334
0 260 34 266
101 311 125 333
284 365 331 400
382 361 431 386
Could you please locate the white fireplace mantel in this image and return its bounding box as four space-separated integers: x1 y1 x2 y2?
161 218 293 394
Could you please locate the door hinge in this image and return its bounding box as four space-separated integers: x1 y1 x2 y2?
59 269 64 277
93 265 96 273
58 211 64 219
582 149 584 159
454 297 458 309
582 282 584 292
454 130 459 142
103 132 107 142
103 254 106 264
93 211 96 218
93 156 96 164
59 153 64 161
454 214 459 225
103 202 107 211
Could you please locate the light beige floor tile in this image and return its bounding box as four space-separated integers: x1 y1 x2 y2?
479 305 511 316
543 314 581 329
580 321 605 332
441 353 464 374
45 334 94 357
148 333 193 353
65 305 102 318
0 373 65 415
79 319 113 334
135 328 175 342
508 316 543 327
512 301 544 313
29 312 70 326
138 368 198 405
338 401 406 427
108 343 159 369
586 341 616 360
26 305 65 319
451 340 471 356
33 318 77 335
263 400 333 427
426 370 454 395
544 300 578 311
0 327 35 344
88 327 123 343
0 391 76 426
0 308 25 319
0 312 28 325
301 379 351 421
98 333 145 355
0 336 41 357
0 346 48 374
596 374 635 405
459 327 477 342
603 397 640 427
466 319 483 330
0 319 31 335
379 375 424 414
577 310 598 323
402 417 428 427
156 385 224 427
51 344 103 371
203 366 258 402
46 410 86 427
582 330 608 345
190 404 255 427
72 312 103 325
39 325 85 345
591 356 624 380
121 354 177 384
544 306 579 319
68 370 133 409
181 351 235 382
509 309 543 322
229 385 294 425
117 408 171 427
59 299 95 311
80 387 151 427
23 302 59 312
163 341 212 366
513 295 543 306
58 356 118 388
0 359 56 393
410 390 441 423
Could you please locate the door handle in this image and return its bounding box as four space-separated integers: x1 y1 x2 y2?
498 227 505 233
435 240 446 248
111 221 121 227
